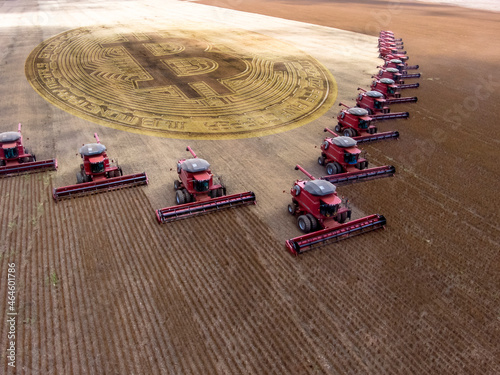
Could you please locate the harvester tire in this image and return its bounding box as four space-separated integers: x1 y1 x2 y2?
175 190 185 205
343 128 356 137
337 211 348 224
335 124 342 133
306 214 318 231
76 172 84 184
182 190 191 203
318 156 326 166
298 215 312 233
326 163 339 175
174 180 180 190
287 204 296 215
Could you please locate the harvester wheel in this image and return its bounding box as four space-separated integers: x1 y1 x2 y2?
287 204 296 215
182 190 192 203
76 172 84 184
334 124 342 133
318 156 325 166
343 128 357 137
326 163 339 175
337 211 348 224
174 180 181 190
32 154 37 162
297 215 312 233
175 190 185 205
306 214 318 231
118 167 123 176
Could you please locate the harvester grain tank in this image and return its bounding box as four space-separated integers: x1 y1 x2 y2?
155 146 255 223
318 136 395 184
285 165 386 255
0 123 57 176
52 133 148 200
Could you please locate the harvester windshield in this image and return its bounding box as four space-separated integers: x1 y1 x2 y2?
344 152 358 164
194 179 210 192
3 147 18 159
320 202 339 218
90 161 105 174
358 119 369 129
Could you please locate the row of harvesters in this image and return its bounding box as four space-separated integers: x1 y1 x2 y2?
1 125 255 223
50 135 256 220
285 30 421 255
2 30 416 257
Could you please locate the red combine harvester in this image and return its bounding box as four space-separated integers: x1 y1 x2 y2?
371 78 419 99
53 133 148 200
356 88 418 115
383 58 419 72
332 103 403 143
155 146 256 223
374 67 421 83
0 123 57 176
285 165 386 255
318 135 395 185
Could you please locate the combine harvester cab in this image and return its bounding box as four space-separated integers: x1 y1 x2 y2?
285 165 386 255
53 133 148 200
0 123 57 176
371 78 419 99
155 146 256 223
318 135 395 185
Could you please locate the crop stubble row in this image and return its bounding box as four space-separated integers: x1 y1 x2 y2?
1 171 500 374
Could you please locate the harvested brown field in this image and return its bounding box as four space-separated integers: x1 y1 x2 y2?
1 0 499 374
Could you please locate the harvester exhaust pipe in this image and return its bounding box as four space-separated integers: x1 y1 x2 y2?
186 146 197 158
338 102 350 108
357 87 367 93
295 165 315 180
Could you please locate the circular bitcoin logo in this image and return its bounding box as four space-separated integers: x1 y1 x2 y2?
25 25 337 139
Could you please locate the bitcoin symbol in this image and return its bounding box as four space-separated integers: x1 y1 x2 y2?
101 33 247 99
